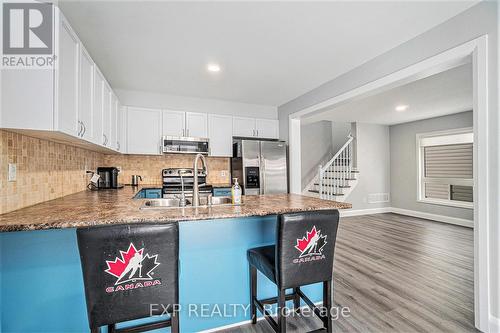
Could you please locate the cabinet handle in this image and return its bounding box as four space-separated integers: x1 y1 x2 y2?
117 141 120 150
82 122 86 137
77 121 82 137
182 128 185 137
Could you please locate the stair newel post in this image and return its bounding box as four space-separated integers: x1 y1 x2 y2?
340 148 344 188
318 165 323 199
348 141 352 179
332 162 340 199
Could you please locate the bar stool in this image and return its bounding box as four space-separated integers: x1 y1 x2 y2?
247 210 340 333
77 223 179 333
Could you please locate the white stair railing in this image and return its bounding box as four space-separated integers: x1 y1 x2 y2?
318 135 354 200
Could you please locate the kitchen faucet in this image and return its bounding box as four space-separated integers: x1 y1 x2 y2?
178 170 190 207
193 153 207 207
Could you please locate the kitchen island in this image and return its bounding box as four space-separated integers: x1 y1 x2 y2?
0 187 350 332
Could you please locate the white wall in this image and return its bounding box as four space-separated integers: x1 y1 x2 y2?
300 121 334 189
346 123 391 210
279 2 499 324
390 111 473 221
331 122 351 152
115 89 278 119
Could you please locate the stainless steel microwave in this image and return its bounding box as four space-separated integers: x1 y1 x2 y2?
162 136 210 154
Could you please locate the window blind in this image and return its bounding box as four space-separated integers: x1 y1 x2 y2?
423 142 473 202
424 143 473 178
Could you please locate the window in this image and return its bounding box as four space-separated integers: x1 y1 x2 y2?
417 128 473 209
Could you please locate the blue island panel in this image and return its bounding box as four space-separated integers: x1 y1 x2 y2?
0 216 324 332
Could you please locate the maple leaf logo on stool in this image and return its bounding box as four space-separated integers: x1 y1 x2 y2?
294 226 328 258
105 243 160 285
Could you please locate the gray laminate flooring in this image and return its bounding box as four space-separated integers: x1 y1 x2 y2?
216 213 476 333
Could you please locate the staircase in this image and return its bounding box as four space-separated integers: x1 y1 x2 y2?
303 135 359 202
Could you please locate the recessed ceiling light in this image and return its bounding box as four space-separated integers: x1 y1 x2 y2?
207 63 221 73
395 105 409 112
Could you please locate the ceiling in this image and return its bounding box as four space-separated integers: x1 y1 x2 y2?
58 1 477 106
301 63 472 126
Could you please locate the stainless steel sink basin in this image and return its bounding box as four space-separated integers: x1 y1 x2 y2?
140 196 239 209
210 196 233 205
141 198 187 209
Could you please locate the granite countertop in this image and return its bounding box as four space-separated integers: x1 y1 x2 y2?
0 186 351 232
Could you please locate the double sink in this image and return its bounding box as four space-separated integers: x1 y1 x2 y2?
134 188 238 209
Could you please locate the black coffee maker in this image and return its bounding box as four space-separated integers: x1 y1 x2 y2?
96 167 122 189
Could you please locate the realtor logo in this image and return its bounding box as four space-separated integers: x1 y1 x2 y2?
104 243 162 293
3 2 53 54
2 1 55 69
293 226 327 263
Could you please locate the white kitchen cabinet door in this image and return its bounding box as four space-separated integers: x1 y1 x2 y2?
186 112 208 138
92 69 104 145
79 47 93 141
127 107 162 155
208 114 233 157
233 116 256 137
162 110 185 137
102 84 112 147
255 119 279 139
116 103 124 152
56 17 79 136
110 94 117 150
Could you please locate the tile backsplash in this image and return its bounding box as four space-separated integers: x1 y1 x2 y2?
1 130 231 214
103 154 231 185
0 130 104 214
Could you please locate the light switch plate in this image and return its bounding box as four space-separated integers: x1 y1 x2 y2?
8 163 16 182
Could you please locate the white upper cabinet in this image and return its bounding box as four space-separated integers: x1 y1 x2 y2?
92 68 104 145
255 118 279 139
102 84 112 147
233 116 256 137
162 111 208 138
208 114 233 157
79 47 94 141
127 107 162 155
0 8 123 153
116 103 124 153
56 16 80 136
110 93 118 149
162 110 185 137
186 112 208 138
233 117 279 139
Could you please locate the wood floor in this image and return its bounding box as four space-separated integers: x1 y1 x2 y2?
217 213 476 333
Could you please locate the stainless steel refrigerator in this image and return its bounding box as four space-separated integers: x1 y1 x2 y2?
231 138 288 195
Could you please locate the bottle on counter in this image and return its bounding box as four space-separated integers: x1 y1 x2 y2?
231 177 242 205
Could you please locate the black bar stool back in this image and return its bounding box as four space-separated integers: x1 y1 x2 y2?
248 210 340 333
77 223 179 333
277 210 338 288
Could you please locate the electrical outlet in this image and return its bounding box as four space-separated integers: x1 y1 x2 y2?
117 166 122 172
220 170 227 177
8 163 16 182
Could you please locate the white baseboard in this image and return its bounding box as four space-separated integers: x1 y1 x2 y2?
339 206 473 228
340 207 392 217
390 207 473 228
490 315 500 333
